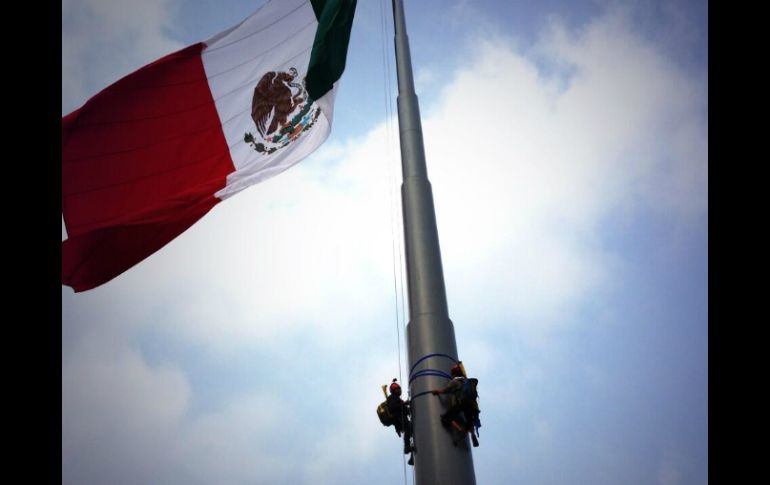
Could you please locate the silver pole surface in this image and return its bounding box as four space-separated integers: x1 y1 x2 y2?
392 1 476 483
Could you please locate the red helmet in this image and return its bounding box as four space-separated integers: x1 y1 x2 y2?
389 379 401 393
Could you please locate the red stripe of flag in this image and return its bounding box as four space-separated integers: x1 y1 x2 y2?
62 43 234 292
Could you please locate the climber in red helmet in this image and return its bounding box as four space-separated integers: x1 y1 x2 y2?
386 378 415 464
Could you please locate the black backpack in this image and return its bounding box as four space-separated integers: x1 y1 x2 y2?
457 378 478 406
377 400 393 426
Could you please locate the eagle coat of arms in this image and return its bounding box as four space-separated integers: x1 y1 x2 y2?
244 67 320 154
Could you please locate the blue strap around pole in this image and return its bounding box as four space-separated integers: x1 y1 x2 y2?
409 369 451 384
407 352 459 401
408 352 458 379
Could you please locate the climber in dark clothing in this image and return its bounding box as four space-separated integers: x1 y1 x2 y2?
432 364 480 447
386 379 415 462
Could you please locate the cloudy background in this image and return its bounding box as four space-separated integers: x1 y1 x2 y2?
62 0 708 484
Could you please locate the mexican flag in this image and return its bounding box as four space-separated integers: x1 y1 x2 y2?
62 0 357 292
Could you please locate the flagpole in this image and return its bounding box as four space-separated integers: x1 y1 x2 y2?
392 1 476 483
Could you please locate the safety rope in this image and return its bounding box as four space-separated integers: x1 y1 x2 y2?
380 0 403 398
380 0 410 483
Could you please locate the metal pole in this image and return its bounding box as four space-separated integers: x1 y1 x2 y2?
392 1 476 483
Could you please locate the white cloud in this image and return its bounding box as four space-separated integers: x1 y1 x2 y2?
62 0 184 114
62 327 190 485
176 393 296 484
422 12 706 343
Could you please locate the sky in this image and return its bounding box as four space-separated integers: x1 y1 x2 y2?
61 1 708 484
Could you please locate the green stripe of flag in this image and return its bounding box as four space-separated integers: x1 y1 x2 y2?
306 0 357 100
